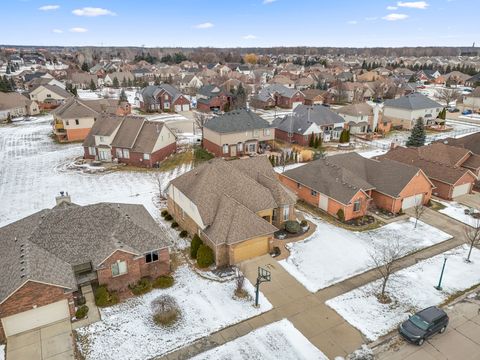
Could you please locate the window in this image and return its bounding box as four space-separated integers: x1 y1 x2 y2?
145 251 159 263
223 144 229 154
283 206 290 221
297 182 301 189
111 260 127 276
353 200 361 212
164 94 168 100
66 120 69 126
46 94 51 98
143 153 150 160
123 149 130 159
287 132 293 138
75 119 79 125
88 147 96 156
116 148 123 158
264 128 271 136
311 190 317 196
248 143 256 152
100 136 105 142
253 129 259 138
272 208 277 221
237 142 243 152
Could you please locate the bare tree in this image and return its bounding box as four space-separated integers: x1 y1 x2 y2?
151 172 165 203
464 217 480 263
369 236 407 303
436 88 462 107
193 112 209 145
413 201 426 229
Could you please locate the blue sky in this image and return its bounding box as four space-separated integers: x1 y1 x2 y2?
2 0 479 47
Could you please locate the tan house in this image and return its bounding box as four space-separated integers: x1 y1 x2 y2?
167 157 296 266
0 92 39 121
29 84 72 109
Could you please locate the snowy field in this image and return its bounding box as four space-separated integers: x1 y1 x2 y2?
0 115 190 228
77 88 139 105
326 245 480 341
279 215 452 292
76 265 272 360
438 200 480 227
0 344 4 360
191 319 328 360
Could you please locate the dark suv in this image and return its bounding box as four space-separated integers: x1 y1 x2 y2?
399 306 449 345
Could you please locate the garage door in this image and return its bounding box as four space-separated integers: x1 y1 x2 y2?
174 104 182 112
292 102 303 109
1 299 69 337
452 183 471 198
402 194 423 210
232 237 269 263
182 104 189 111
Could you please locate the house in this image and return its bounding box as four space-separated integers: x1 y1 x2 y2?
295 77 315 90
379 145 477 199
0 195 169 341
196 84 232 112
167 156 296 266
203 108 274 157
251 84 305 110
0 92 39 121
137 84 190 112
273 104 345 145
132 68 155 80
178 74 203 93
445 71 471 86
104 72 135 87
301 89 326 105
26 77 65 91
383 93 443 130
83 115 176 167
336 102 390 134
268 75 295 89
29 84 72 109
465 73 480 88
279 152 434 220
69 72 99 89
463 87 480 109
441 132 480 157
52 97 131 142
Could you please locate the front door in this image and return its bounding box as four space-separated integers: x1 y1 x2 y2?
230 145 237 157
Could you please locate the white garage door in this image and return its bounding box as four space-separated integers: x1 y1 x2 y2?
292 102 303 109
1 299 69 337
174 104 182 112
182 104 189 111
319 194 329 211
452 183 471 198
402 194 423 210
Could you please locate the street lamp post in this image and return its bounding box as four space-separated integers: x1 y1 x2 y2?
435 255 448 291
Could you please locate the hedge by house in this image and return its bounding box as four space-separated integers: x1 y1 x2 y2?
284 220 301 234
128 277 152 296
197 244 214 268
337 209 345 222
153 275 175 289
190 234 203 259
94 286 119 307
75 305 89 319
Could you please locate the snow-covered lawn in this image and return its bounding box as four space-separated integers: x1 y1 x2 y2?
0 344 4 360
0 115 190 228
326 245 480 341
76 266 272 360
77 88 139 105
358 148 388 159
279 215 452 292
191 319 328 360
438 200 480 227
274 162 305 173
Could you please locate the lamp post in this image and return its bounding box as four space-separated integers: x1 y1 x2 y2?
434 255 448 291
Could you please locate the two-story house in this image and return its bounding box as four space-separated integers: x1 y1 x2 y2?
251 84 305 110
137 84 190 113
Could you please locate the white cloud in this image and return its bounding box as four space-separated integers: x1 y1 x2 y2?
52 29 63 33
397 1 429 9
72 7 116 17
263 0 277 4
194 22 214 29
387 6 398 10
382 13 409 21
39 5 59 11
69 27 88 33
243 34 257 39
347 20 358 25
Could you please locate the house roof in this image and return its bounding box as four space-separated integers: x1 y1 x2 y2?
82 114 123 147
0 202 169 303
53 97 120 119
256 84 301 102
384 93 442 110
140 84 185 104
337 103 374 117
204 108 271 134
301 88 326 100
0 92 32 111
441 132 480 156
32 84 72 99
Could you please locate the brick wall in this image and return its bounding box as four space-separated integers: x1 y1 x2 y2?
0 281 75 342
66 127 91 142
112 142 176 168
203 138 223 157
275 129 310 146
167 197 200 236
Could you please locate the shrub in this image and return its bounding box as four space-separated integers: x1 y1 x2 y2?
197 244 214 268
75 305 89 319
129 277 152 296
284 220 301 234
190 234 203 259
171 221 179 229
94 286 119 307
234 273 249 299
337 209 345 222
164 214 173 221
300 220 308 227
179 230 188 238
153 275 174 289
161 210 169 217
76 295 86 306
151 295 180 327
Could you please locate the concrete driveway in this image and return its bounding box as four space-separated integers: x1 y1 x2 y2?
6 319 74 360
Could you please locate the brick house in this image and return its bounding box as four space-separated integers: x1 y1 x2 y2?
337 102 391 134
137 84 190 113
83 115 177 167
203 108 274 157
196 84 232 112
279 152 434 220
167 157 296 266
251 84 305 110
0 195 170 341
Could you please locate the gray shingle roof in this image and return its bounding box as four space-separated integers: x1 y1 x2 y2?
204 108 271 133
384 93 442 110
256 84 301 102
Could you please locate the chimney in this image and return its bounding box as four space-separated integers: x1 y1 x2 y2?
55 191 71 205
372 104 380 132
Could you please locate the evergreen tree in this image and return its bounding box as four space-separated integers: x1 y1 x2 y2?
5 66 11 75
81 62 89 71
119 89 128 103
121 77 127 88
71 85 78 97
112 76 119 88
235 83 246 108
308 132 315 147
89 79 96 91
314 134 320 148
127 78 133 88
406 118 426 147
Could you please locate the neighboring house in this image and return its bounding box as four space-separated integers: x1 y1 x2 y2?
336 102 390 134
178 74 203 93
52 97 131 142
196 84 232 112
441 132 480 157
251 84 305 110
383 93 443 130
203 108 274 157
379 145 477 199
0 195 169 341
26 77 65 90
167 156 296 266
83 115 176 167
302 89 326 105
273 104 345 145
104 71 135 87
279 152 433 220
69 72 99 89
465 73 480 88
29 84 72 109
463 87 480 109
295 77 315 90
0 92 39 120
137 84 190 113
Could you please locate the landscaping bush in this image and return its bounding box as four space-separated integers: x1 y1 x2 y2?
284 220 301 234
190 234 203 259
171 221 179 229
161 210 169 217
196 244 214 268
151 295 180 327
94 286 119 307
300 220 308 227
129 277 152 296
153 275 174 289
76 294 86 306
75 305 89 319
179 230 188 238
337 209 345 222
164 214 173 221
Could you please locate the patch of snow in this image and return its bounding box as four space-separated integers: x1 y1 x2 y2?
76 265 272 360
279 215 452 292
274 162 305 174
358 149 388 159
438 200 479 227
191 319 328 360
0 344 4 360
326 245 480 341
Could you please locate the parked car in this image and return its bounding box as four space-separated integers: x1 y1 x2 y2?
462 110 473 115
447 108 459 113
399 306 449 345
